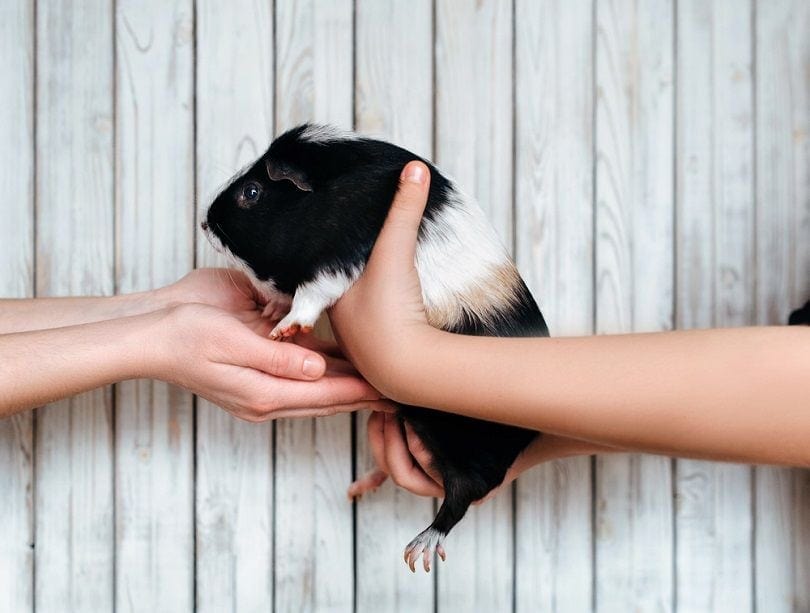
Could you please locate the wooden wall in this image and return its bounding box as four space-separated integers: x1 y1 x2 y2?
0 1 807 611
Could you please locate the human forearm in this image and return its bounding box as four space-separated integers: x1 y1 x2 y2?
0 312 158 417
389 326 810 466
0 291 168 334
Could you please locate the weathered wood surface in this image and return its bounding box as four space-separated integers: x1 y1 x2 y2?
594 1 675 611
0 1 807 611
114 0 195 610
35 1 116 611
675 1 755 611
194 1 275 611
273 1 355 611
354 2 436 611
514 1 595 611
0 2 35 612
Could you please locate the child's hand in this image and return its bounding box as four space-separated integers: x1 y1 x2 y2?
358 410 613 502
329 161 441 402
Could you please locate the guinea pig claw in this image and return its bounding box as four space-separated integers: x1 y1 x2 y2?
269 323 299 340
269 321 315 340
403 528 445 573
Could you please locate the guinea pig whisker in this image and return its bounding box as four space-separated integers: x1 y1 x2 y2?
212 223 258 305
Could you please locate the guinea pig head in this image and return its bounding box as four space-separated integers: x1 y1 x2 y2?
203 124 424 303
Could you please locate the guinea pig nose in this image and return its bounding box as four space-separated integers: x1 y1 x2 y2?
200 220 209 231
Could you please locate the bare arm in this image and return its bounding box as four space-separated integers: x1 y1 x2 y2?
330 162 810 469
0 268 265 334
0 268 382 421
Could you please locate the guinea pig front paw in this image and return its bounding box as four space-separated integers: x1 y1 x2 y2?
269 314 315 340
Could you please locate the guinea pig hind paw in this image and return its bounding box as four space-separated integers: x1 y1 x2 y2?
403 528 446 573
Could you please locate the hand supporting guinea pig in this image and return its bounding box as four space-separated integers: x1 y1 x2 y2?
358 410 614 501
0 268 383 420
328 161 439 403
148 303 384 421
153 269 384 420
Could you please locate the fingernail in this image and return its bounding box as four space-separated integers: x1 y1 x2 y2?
302 356 324 378
402 162 426 184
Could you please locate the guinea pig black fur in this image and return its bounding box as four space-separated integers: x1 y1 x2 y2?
203 123 549 573
789 301 809 326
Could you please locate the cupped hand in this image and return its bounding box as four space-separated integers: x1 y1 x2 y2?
149 303 384 422
329 161 439 401
361 411 613 502
155 268 267 315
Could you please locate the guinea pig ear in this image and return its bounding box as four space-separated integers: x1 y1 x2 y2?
265 159 313 192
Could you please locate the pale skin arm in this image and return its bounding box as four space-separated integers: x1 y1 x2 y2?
329 161 810 497
0 269 382 421
0 268 266 334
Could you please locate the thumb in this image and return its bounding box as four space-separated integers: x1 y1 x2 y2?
368 161 431 273
237 330 327 380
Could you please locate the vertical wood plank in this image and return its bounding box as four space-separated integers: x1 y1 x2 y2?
594 0 675 611
34 1 116 611
513 1 595 611
434 1 515 610
354 1 435 610
194 1 275 610
0 1 35 611
114 0 195 610
754 1 810 611
675 2 755 612
273 1 354 611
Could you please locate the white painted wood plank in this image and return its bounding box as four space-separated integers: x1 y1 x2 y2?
34 0 117 607
273 1 354 611
754 1 810 611
594 1 675 611
195 1 275 611
34 1 116 611
354 1 435 610
513 1 595 611
674 2 755 611
0 3 35 611
114 0 195 610
434 1 515 610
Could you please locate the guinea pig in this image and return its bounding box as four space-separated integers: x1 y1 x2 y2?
789 301 809 326
202 123 549 572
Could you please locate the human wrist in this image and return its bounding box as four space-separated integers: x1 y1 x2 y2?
379 326 457 407
120 307 178 382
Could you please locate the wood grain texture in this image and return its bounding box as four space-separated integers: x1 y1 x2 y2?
34 1 116 611
434 1 514 610
675 2 755 611
513 1 595 611
1 3 809 611
194 1 275 611
594 1 675 611
354 1 435 610
753 1 810 611
114 0 195 610
273 1 354 611
0 3 35 611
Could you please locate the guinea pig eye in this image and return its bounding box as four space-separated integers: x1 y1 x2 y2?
238 182 262 207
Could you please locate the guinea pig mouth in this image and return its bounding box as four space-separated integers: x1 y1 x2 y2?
201 219 225 254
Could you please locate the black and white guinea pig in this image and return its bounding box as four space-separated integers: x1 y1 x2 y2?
203 123 549 572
